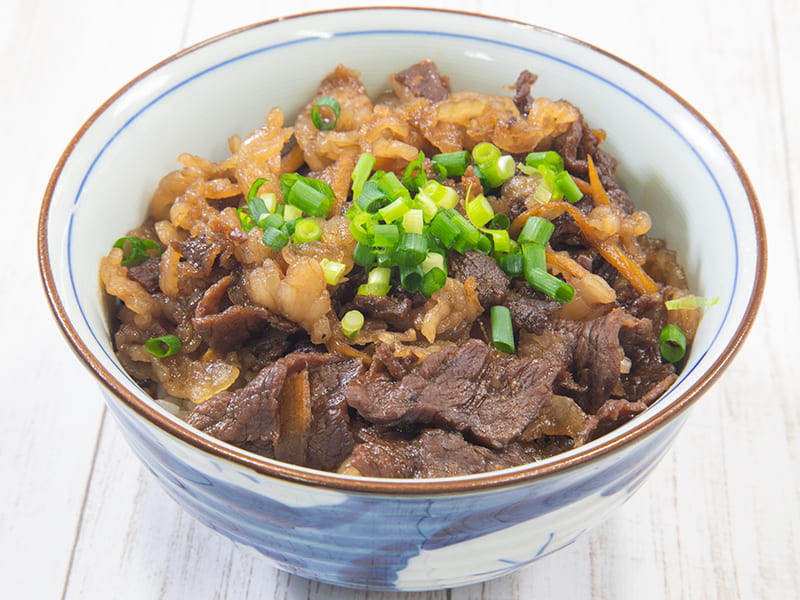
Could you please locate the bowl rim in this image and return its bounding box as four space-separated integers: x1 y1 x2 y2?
37 6 767 495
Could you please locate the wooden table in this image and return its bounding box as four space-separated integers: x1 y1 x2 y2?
4 1 798 598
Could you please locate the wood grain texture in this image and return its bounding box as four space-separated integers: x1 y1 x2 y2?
3 0 798 598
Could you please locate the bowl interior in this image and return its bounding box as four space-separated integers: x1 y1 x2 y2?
41 8 763 485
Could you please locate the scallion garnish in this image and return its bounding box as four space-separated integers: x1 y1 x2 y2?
358 267 392 296
281 173 333 218
500 252 524 277
351 152 376 199
262 226 289 252
355 181 386 213
490 213 511 230
472 142 502 169
372 223 400 249
319 258 347 285
393 232 428 266
431 150 471 177
247 177 268 200
402 209 424 235
555 171 583 204
341 310 365 338
518 216 555 246
659 324 687 363
113 237 161 265
379 197 410 223
522 242 574 302
466 194 495 228
665 295 720 310
293 218 322 243
145 334 182 358
352 241 375 268
525 150 564 173
421 266 447 297
403 151 427 192
490 305 515 354
311 96 341 131
399 264 424 292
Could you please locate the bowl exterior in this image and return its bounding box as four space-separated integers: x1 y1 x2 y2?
104 388 686 591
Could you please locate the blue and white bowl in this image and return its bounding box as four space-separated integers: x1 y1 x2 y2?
38 7 766 591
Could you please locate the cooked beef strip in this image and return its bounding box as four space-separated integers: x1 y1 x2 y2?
512 69 538 115
349 428 535 478
391 59 450 102
346 338 565 450
126 256 161 294
575 398 648 445
618 315 677 404
347 291 415 330
186 352 347 446
448 251 509 307
550 118 634 213
304 358 363 471
192 275 298 354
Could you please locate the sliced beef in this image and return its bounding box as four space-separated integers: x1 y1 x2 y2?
346 338 565 450
448 251 509 307
575 398 648 445
348 429 532 478
127 256 161 294
550 118 634 213
503 291 561 334
192 275 298 354
348 292 415 330
618 315 677 405
391 59 450 102
186 352 348 446
512 69 538 115
304 358 364 471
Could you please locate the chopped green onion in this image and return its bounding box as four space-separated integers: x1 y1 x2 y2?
472 142 502 169
524 267 574 302
521 242 547 272
421 266 447 297
358 267 392 296
379 198 410 223
413 189 440 221
247 177 268 200
281 173 334 218
355 181 386 213
402 209 425 235
341 310 365 338
472 163 490 193
430 210 461 247
525 150 564 172
665 295 720 310
393 232 428 266
373 223 400 248
518 216 555 245
490 305 515 354
349 210 372 244
319 258 346 285
399 264 424 292
280 219 296 237
351 152 376 199
421 180 459 210
293 218 322 243
258 212 284 231
378 171 410 202
352 241 375 267
447 210 481 252
311 96 341 131
403 151 427 192
113 237 161 265
476 234 492 254
260 193 278 214
482 228 512 254
481 154 516 189
262 227 289 252
282 203 304 222
490 213 511 230
659 324 687 363
420 251 446 275
145 334 182 358
500 252 524 277
466 194 495 228
555 171 583 204
431 150 470 177
247 196 269 222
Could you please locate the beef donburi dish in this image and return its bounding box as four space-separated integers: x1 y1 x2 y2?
99 60 710 478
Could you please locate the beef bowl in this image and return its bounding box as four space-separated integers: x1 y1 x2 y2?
38 7 766 592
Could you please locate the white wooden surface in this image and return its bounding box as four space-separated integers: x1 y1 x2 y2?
3 0 798 598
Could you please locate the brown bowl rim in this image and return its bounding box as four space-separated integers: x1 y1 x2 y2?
37 6 767 495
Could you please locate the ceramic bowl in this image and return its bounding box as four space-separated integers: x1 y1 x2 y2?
38 7 766 591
